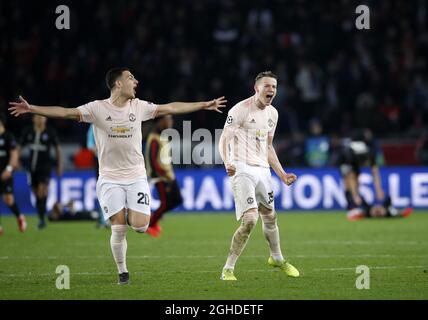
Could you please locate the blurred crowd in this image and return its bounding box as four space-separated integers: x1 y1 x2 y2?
1 0 428 165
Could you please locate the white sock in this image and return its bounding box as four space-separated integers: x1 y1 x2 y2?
110 225 128 274
224 253 239 270
261 211 284 262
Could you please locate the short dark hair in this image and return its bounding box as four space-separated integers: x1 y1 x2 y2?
106 67 129 90
255 71 277 83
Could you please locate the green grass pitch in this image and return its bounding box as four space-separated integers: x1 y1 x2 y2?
0 211 427 300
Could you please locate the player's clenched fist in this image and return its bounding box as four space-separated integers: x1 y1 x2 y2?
283 173 297 186
225 164 236 177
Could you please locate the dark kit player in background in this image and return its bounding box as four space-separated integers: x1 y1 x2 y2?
145 115 183 237
18 115 62 229
0 113 27 235
338 128 412 220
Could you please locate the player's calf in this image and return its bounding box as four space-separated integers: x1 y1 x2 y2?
110 224 129 280
222 208 259 274
259 206 284 262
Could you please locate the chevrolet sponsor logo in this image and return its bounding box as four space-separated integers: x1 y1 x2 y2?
111 127 131 134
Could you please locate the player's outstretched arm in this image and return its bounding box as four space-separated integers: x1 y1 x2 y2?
9 96 80 121
267 136 297 186
156 96 227 117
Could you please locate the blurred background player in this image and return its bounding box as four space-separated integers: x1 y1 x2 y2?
47 200 99 222
18 115 62 229
218 71 299 281
0 113 27 235
338 128 412 220
145 115 183 237
358 196 413 220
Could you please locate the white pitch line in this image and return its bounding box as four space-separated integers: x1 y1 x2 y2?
0 240 423 250
0 269 272 278
0 265 426 279
72 240 424 245
295 240 423 245
314 265 427 271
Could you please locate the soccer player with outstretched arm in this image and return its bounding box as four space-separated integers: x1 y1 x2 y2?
9 67 226 285
218 71 299 281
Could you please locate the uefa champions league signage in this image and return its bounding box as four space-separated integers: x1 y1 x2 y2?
2 167 428 214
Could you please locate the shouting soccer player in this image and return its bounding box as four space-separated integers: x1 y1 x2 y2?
9 67 226 285
218 71 299 281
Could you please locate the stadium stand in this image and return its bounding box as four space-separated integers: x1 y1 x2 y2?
1 0 427 166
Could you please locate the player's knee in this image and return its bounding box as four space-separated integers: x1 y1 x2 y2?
132 224 149 233
242 208 258 232
3 196 14 206
260 208 277 227
37 184 48 197
261 211 276 223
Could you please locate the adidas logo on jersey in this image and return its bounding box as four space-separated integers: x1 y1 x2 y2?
250 119 256 123
105 116 112 121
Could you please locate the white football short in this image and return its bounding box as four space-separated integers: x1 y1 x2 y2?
231 162 275 220
96 176 152 220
